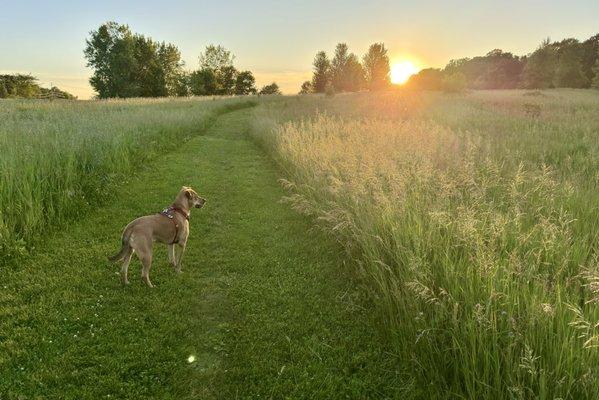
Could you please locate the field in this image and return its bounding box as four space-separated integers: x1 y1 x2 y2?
1 90 598 399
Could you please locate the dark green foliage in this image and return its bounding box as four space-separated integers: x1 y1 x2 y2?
38 86 77 100
84 22 138 98
331 43 366 92
85 25 263 98
189 69 218 96
199 44 234 71
406 34 599 90
299 80 312 94
581 34 599 83
443 49 524 89
514 39 555 89
0 74 74 99
553 39 589 88
443 71 467 92
0 74 39 98
592 50 599 89
85 22 184 98
406 68 444 90
330 43 350 91
259 82 281 95
363 43 391 90
311 51 331 93
190 45 262 96
172 71 190 96
234 70 257 95
216 65 238 95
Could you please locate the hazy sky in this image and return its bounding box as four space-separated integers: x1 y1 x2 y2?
1 0 597 98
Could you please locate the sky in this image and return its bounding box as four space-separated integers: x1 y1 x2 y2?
1 0 598 98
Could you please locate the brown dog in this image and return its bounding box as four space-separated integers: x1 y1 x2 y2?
109 186 206 287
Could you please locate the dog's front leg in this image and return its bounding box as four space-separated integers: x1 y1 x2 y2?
175 242 187 273
168 244 177 267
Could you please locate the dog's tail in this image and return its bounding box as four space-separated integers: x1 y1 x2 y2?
108 231 132 263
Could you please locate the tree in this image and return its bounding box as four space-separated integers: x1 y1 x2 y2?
85 22 184 98
553 39 589 88
199 45 235 71
197 45 238 95
0 74 40 98
259 82 281 95
331 43 350 91
363 43 390 90
311 51 331 93
554 57 588 88
443 71 467 92
442 50 524 89
158 43 185 96
0 74 74 99
235 70 257 95
189 69 217 95
299 80 312 94
406 68 444 90
133 34 162 97
84 22 138 98
592 50 599 89
217 65 238 95
38 86 76 100
522 38 557 89
173 71 190 96
345 54 366 91
581 34 599 85
330 43 365 92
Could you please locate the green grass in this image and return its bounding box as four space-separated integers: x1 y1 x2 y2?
2 90 597 399
248 89 599 399
0 108 402 399
0 97 254 262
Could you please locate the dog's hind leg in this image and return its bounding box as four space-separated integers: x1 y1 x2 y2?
138 245 154 288
120 248 133 285
174 242 187 274
168 244 176 267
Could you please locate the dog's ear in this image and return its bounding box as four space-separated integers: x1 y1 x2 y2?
185 189 192 199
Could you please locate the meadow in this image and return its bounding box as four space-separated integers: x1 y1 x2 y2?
0 90 597 399
249 89 598 399
0 97 254 262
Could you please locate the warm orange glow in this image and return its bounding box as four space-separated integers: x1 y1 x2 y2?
391 61 419 84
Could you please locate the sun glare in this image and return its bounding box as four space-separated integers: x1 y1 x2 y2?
391 61 419 84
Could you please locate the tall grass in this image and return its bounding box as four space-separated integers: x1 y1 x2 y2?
249 90 598 399
0 97 253 262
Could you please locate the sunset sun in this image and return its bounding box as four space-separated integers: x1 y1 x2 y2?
390 60 419 84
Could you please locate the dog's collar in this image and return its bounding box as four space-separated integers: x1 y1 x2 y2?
170 206 190 221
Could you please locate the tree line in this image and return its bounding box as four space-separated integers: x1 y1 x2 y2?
84 22 280 99
301 43 391 94
408 34 599 91
0 74 76 99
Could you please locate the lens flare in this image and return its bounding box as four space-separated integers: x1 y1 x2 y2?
391 61 419 84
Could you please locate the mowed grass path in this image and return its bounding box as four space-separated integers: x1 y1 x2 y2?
1 108 401 399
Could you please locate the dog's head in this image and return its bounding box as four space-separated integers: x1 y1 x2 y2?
182 186 206 209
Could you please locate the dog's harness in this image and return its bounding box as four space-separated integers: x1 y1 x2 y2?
159 206 189 244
